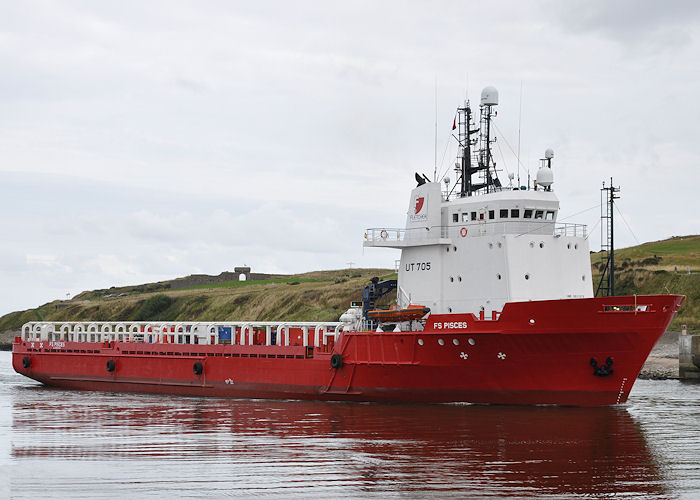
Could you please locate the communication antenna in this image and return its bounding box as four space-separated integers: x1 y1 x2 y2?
517 81 523 187
434 76 438 181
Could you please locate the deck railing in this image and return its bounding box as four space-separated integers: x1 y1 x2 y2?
20 321 344 348
366 221 587 242
365 225 449 243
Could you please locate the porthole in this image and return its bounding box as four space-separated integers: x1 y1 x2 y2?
539 242 544 248
458 276 462 282
453 246 457 251
450 276 454 282
438 339 445 346
567 243 571 249
497 242 502 248
574 244 579 249
468 338 475 345
453 338 459 346
525 273 530 280
446 247 450 252
529 241 535 248
418 339 424 346
529 319 535 324
489 243 494 249
448 307 452 313
497 273 502 280
582 275 586 281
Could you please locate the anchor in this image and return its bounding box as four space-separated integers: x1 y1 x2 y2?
590 356 614 377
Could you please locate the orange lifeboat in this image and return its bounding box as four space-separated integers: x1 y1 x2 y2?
367 304 430 323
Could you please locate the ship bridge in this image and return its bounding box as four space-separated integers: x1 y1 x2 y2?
365 181 593 317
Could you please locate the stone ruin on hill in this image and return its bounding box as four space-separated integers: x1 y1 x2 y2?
169 267 281 289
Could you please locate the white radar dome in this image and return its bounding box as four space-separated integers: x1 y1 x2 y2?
480 86 499 106
536 166 554 187
545 148 554 159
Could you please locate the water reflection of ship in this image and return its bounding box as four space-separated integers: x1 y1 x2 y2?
13 392 666 497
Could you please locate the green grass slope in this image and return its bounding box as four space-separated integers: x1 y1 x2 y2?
592 235 700 331
0 269 395 335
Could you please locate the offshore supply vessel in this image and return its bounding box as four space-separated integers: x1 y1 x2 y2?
13 86 683 406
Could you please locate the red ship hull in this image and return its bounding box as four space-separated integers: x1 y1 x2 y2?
12 294 684 406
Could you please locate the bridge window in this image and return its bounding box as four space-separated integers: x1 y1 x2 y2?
462 213 470 222
471 211 477 221
546 210 555 221
499 209 508 218
534 210 544 219
489 210 494 219
453 213 459 222
524 209 533 218
510 209 520 218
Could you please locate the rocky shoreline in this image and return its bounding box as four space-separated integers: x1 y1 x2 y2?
0 330 17 351
638 330 680 380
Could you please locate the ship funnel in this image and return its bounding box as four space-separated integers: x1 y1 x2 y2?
480 86 499 106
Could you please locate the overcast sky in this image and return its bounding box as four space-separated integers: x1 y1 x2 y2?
2 0 699 316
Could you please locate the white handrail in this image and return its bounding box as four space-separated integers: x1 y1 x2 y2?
19 321 344 348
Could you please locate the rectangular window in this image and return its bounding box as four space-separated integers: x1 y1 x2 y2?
535 210 544 219
488 210 495 219
462 213 470 222
511 209 520 218
471 211 477 221
546 210 555 221
523 209 533 218
453 213 459 223
499 209 508 218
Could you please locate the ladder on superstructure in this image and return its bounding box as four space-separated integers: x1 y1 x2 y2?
596 178 620 297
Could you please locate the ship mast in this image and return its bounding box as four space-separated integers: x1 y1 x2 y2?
456 100 478 197
455 86 501 197
596 178 620 297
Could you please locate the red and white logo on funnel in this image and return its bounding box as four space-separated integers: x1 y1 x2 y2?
415 197 425 214
409 193 428 222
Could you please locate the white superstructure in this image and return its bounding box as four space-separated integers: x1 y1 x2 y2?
364 87 593 317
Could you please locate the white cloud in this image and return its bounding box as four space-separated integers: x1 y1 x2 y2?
25 254 72 272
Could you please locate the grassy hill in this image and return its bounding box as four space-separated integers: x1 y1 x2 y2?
0 269 395 337
2 235 698 340
591 235 700 330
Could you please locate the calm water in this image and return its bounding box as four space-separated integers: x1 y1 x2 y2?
2 351 699 499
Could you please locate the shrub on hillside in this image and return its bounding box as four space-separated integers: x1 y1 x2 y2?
133 294 174 320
